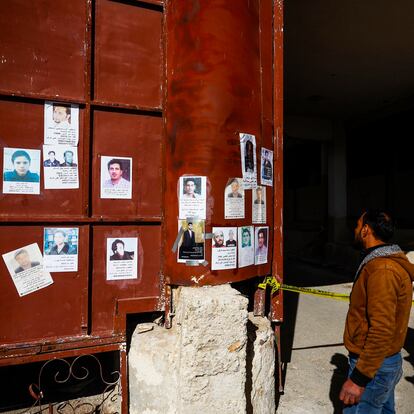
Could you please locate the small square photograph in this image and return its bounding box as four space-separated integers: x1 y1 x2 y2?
254 226 269 265
2 243 53 297
100 156 132 199
225 178 245 219
106 237 138 280
43 228 79 272
178 176 207 220
3 147 41 195
44 101 79 146
261 147 273 186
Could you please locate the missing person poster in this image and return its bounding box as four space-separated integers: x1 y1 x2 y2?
261 147 273 186
252 185 266 224
254 226 269 265
224 178 245 219
100 156 132 199
178 176 207 220
106 237 138 281
43 145 79 189
177 219 205 264
238 226 254 268
239 133 257 189
43 228 79 272
44 101 79 146
2 243 53 297
3 147 41 195
211 227 237 270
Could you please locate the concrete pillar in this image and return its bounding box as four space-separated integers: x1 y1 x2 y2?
129 285 275 414
328 121 348 242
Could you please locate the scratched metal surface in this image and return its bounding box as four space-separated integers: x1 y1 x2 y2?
0 0 87 101
0 226 89 346
165 0 276 286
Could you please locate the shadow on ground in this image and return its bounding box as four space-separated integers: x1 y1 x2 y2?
275 257 354 410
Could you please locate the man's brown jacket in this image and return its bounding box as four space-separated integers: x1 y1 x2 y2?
343 251 414 386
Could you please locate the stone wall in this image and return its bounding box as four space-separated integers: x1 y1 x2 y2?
129 284 275 414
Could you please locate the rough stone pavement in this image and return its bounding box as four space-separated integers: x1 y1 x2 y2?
276 283 414 414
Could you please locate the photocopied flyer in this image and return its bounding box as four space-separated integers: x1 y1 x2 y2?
100 156 132 199
261 147 273 186
2 243 53 297
106 237 138 280
238 226 254 268
43 145 79 189
3 147 41 195
177 218 205 264
178 176 207 220
211 227 237 270
224 178 245 219
43 228 79 272
255 226 269 265
44 101 79 146
252 185 266 224
239 133 257 189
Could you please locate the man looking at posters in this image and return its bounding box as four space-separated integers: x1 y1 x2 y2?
43 150 60 167
183 178 200 198
104 159 130 189
14 249 40 273
60 150 77 167
340 210 414 413
3 150 40 183
52 103 71 127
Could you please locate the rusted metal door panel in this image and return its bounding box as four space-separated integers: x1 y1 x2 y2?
0 0 87 101
271 0 284 322
0 226 89 347
94 0 163 108
164 0 274 286
91 225 161 335
91 109 163 220
0 98 87 220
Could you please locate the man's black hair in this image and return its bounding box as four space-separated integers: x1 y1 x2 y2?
111 239 125 253
108 159 124 170
362 209 395 242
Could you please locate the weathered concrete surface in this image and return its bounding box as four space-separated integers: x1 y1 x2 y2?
129 285 250 414
247 313 275 414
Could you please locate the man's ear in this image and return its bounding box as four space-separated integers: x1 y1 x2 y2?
361 224 370 238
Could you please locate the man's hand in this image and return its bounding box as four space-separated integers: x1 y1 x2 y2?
339 379 365 405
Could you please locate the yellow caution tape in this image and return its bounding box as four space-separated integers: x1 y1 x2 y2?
258 276 414 304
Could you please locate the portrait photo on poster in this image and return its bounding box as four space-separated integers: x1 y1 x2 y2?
261 147 273 186
43 228 79 272
44 101 79 146
3 147 41 195
224 177 245 219
252 185 266 224
43 145 79 189
106 237 138 280
177 219 205 264
239 133 257 189
1 243 53 297
238 225 254 268
255 226 269 265
100 156 132 199
211 227 237 270
178 176 207 220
